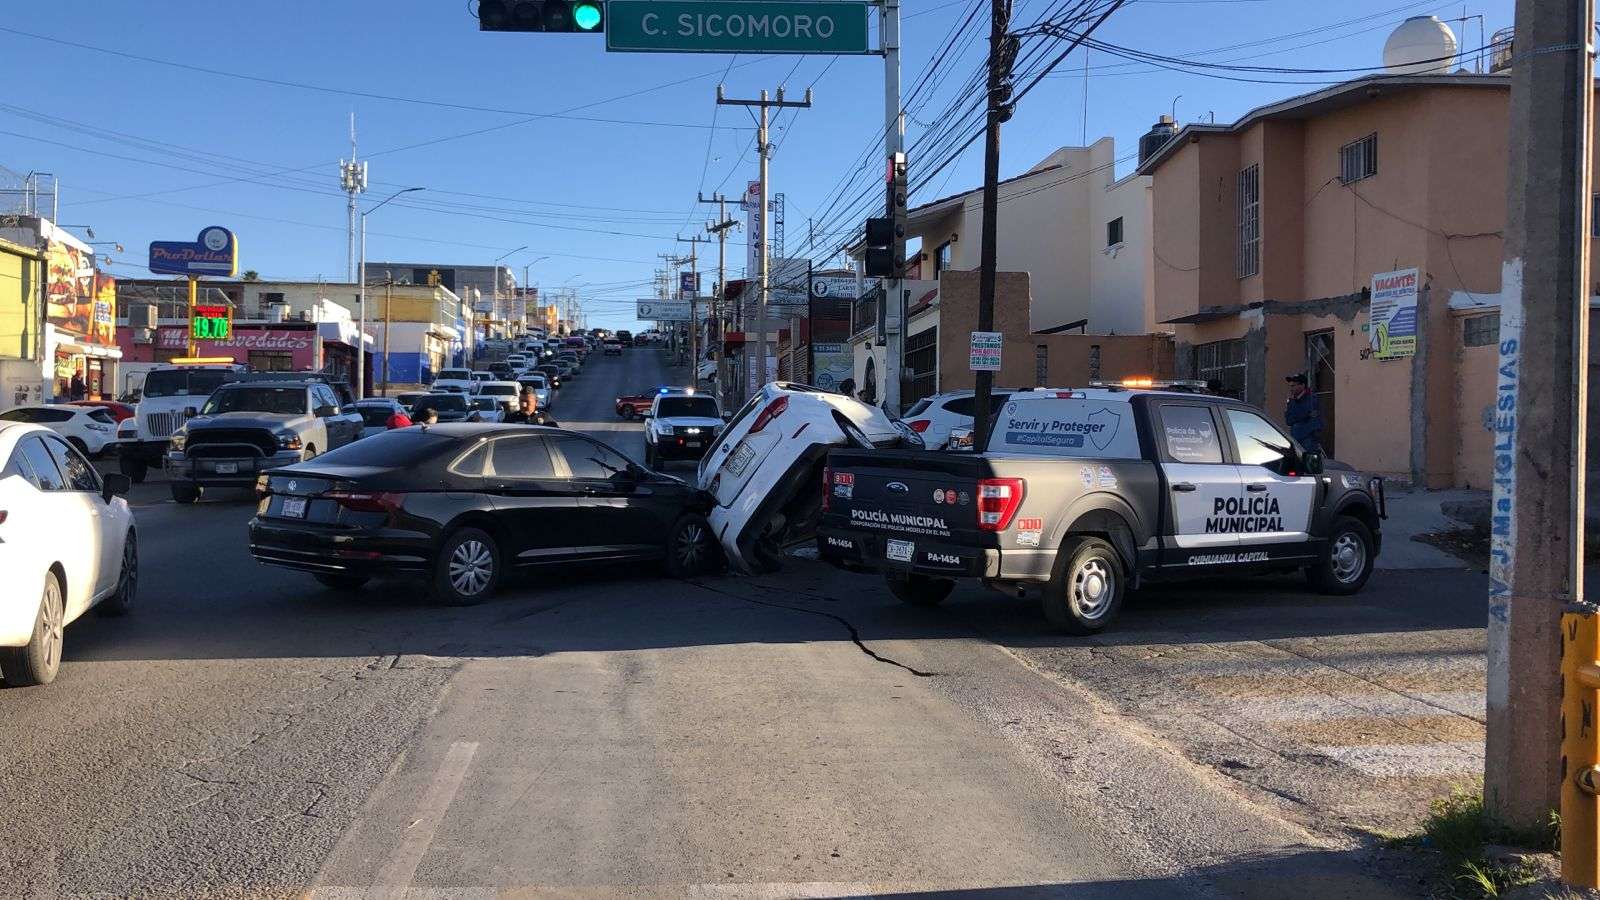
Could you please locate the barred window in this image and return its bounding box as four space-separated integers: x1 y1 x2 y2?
1237 164 1260 279
1462 313 1500 348
1339 133 1378 185
1196 338 1247 400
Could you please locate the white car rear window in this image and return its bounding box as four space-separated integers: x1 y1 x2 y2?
990 398 1140 459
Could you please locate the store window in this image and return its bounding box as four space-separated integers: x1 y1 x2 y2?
249 351 294 371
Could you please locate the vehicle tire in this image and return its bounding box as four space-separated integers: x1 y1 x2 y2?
96 532 137 616
838 416 874 449
431 527 501 606
119 456 148 484
314 573 370 592
665 513 720 577
1307 515 1376 595
170 482 200 504
620 405 634 420
886 572 955 607
1 570 65 687
1041 536 1126 635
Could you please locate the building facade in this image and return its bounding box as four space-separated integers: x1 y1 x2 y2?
0 217 121 405
1140 73 1600 488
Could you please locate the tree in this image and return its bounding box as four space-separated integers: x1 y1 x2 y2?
241 270 260 282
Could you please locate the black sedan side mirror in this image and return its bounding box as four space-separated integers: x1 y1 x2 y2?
1301 450 1325 475
102 472 130 501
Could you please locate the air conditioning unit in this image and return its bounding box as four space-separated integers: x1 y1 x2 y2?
132 327 153 345
128 303 158 329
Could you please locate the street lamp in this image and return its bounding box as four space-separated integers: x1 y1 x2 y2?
357 186 423 397
490 245 527 340
521 255 550 332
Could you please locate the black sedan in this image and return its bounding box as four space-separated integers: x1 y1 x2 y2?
247 424 718 604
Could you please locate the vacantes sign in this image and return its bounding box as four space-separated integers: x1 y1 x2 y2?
1369 267 1419 359
606 1 870 54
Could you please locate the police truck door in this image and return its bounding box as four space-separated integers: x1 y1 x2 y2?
1154 403 1241 559
1222 407 1317 549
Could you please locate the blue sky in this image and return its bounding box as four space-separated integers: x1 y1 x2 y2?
3 0 1511 330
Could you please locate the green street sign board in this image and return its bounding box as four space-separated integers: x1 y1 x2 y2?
606 1 871 54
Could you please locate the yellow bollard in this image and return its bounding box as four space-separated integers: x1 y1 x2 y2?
1562 610 1600 887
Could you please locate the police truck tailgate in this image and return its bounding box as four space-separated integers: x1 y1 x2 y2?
819 448 997 575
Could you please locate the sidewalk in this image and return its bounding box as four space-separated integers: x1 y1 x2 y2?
1374 487 1482 570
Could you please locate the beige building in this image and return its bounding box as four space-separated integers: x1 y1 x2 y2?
1139 72 1599 488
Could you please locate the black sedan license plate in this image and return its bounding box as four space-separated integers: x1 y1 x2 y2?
281 496 308 519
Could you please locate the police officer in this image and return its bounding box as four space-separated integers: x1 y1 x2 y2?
503 388 557 427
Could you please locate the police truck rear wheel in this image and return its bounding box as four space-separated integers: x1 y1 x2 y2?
171 483 199 504
1308 516 1375 595
886 573 955 607
1042 536 1125 634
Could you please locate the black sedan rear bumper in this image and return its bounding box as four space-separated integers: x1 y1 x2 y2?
247 518 435 576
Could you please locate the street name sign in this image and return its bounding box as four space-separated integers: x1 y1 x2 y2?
606 1 871 54
637 299 691 321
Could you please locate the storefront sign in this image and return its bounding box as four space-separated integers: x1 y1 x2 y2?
606 0 871 54
1369 267 1418 359
158 327 312 352
809 275 859 300
970 331 1002 372
190 303 232 341
148 226 239 277
637 299 691 321
680 271 700 297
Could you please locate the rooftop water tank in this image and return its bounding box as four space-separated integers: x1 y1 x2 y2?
1382 16 1458 75
1139 115 1179 166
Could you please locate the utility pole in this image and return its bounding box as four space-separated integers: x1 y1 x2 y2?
881 0 907 415
381 274 394 397
339 113 367 283
702 192 739 406
717 85 812 395
678 235 711 385
972 0 1016 450
1487 0 1596 869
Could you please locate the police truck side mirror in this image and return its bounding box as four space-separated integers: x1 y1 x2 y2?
1301 450 1324 475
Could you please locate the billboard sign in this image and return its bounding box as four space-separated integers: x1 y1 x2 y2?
44 235 97 341
680 271 700 297
606 1 871 54
809 274 858 300
637 299 692 321
1369 267 1419 359
148 226 238 277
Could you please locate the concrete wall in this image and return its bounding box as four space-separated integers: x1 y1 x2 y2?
1088 166 1154 335
932 270 1172 392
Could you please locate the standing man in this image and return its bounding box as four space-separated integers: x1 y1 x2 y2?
1284 372 1323 453
503 388 558 427
69 371 87 401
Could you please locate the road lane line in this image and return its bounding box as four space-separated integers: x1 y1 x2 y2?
366 740 478 900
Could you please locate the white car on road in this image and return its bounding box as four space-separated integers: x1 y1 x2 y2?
431 367 475 395
0 405 119 457
696 382 920 573
900 389 1019 450
0 422 137 686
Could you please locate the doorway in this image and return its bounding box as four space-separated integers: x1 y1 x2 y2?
1304 330 1336 458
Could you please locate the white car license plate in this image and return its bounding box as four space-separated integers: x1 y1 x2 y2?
886 539 915 562
214 461 239 474
726 441 756 476
281 496 308 519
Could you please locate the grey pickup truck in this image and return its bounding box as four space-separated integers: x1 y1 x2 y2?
817 383 1386 634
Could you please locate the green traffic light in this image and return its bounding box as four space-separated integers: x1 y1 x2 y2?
572 2 601 30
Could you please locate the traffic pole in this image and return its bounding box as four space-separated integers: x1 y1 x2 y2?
185 275 198 358
1486 0 1595 857
971 0 1012 451
881 0 906 416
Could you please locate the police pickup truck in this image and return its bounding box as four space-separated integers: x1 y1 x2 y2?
817 382 1386 634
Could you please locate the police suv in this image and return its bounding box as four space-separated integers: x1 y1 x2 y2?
817 381 1386 634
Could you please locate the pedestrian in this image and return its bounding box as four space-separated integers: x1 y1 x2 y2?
69 372 86 401
386 407 413 429
503 388 557 426
838 377 856 398
1284 372 1323 453
412 405 438 427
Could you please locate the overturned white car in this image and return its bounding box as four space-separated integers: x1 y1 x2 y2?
697 382 922 573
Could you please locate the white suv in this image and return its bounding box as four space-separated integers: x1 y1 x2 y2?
901 389 1017 450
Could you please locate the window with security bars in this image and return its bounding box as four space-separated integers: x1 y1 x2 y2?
1237 164 1260 279
904 326 938 407
1462 313 1500 348
1196 338 1247 400
1339 133 1377 185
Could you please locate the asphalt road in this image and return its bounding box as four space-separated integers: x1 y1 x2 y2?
0 348 1431 898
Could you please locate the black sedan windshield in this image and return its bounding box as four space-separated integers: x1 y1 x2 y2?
202 387 305 415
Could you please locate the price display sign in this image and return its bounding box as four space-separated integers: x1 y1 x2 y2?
191 303 233 341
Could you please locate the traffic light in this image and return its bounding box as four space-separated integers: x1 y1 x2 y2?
863 218 896 278
863 152 908 278
478 0 604 33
